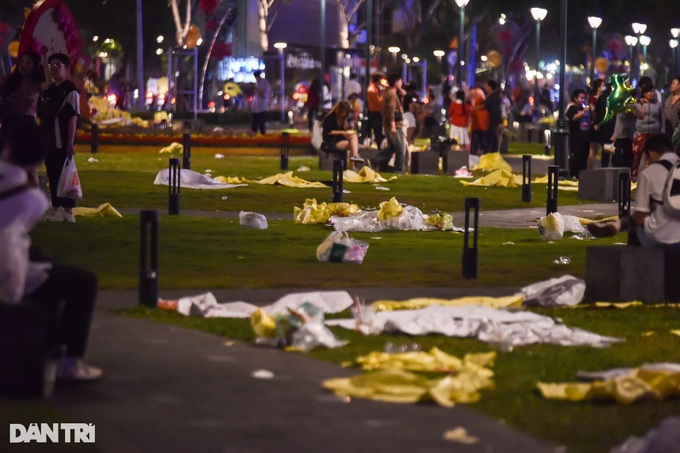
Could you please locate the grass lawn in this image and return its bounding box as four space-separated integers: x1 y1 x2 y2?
19 145 678 452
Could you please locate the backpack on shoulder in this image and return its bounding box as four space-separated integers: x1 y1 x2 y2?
657 160 680 218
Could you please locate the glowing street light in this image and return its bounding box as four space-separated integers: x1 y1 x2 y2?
639 35 651 76
156 35 164 44
587 16 602 82
273 42 288 122
671 38 679 79
388 46 400 63
530 7 548 105
631 22 647 81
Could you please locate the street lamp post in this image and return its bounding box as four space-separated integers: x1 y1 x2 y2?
530 7 548 109
639 35 651 77
625 35 638 73
388 46 400 64
433 50 445 74
553 0 569 178
672 28 680 79
587 16 602 83
632 22 647 83
273 42 287 122
671 39 679 80
455 0 470 88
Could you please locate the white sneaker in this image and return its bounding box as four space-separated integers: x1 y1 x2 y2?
62 210 76 223
57 357 103 382
45 207 65 222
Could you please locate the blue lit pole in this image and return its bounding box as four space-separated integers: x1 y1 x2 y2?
455 0 469 87
530 8 547 107
587 16 602 83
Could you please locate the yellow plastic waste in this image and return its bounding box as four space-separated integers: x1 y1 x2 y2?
293 198 360 224
214 176 247 184
323 353 495 407
459 169 522 188
255 172 327 188
343 167 397 183
537 365 680 404
250 308 277 338
72 203 123 218
344 348 496 375
672 330 680 337
377 197 404 221
424 212 453 230
443 427 479 444
473 152 512 172
159 142 183 154
372 294 523 312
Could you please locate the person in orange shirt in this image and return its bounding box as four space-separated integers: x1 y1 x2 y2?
449 90 471 152
366 72 385 148
468 87 489 155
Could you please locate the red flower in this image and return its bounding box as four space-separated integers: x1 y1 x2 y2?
212 42 232 60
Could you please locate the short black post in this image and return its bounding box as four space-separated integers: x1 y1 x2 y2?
280 132 290 170
522 154 532 203
462 197 480 279
332 159 344 203
618 171 631 218
139 210 159 308
168 158 180 215
91 123 99 154
182 132 191 169
547 165 559 215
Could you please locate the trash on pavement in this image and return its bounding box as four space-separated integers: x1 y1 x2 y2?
87 157 99 163
251 369 275 379
239 211 268 229
443 427 479 444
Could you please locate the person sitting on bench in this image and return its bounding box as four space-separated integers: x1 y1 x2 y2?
0 119 102 382
321 100 364 168
588 133 680 248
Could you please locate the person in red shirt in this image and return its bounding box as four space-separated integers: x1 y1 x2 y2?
449 90 471 152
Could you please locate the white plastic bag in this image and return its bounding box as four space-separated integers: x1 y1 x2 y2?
56 157 83 200
0 220 30 304
538 212 564 240
239 211 268 229
521 275 586 307
316 231 369 264
311 120 323 151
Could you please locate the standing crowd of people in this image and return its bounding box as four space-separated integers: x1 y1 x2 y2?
0 51 101 382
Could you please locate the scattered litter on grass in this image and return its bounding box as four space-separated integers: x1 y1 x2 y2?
223 341 235 347
73 203 123 218
454 166 473 178
343 189 351 194
538 363 680 404
154 169 248 190
553 256 571 265
611 416 680 453
443 427 479 444
87 157 99 163
672 330 680 337
316 231 369 264
215 153 225 159
159 142 183 154
538 213 587 240
502 242 515 245
239 211 268 229
521 275 584 307
251 369 275 379
370 236 382 240
383 342 420 354
222 196 228 200
296 166 310 172
343 167 397 183
375 185 390 191
294 199 360 224
642 331 656 336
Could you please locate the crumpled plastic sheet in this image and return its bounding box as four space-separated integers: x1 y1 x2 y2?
343 347 496 374
537 363 680 404
459 169 523 188
326 305 623 348
322 357 495 407
330 206 461 233
293 198 360 224
472 152 513 173
521 275 585 307
251 302 348 351
158 142 183 154
239 211 268 229
538 212 587 240
154 169 248 190
72 203 123 218
252 171 327 188
342 167 397 183
611 416 680 453
174 291 354 318
371 294 524 312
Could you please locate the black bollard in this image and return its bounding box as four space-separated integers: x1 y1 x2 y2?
547 165 559 215
462 197 480 279
332 159 344 203
280 132 290 171
182 132 191 169
139 210 159 307
91 123 99 154
168 158 180 215
618 171 631 218
522 154 532 203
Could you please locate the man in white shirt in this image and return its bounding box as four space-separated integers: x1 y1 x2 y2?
250 70 271 135
344 73 361 99
588 133 680 247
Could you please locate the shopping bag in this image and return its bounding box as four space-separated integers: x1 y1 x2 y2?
56 156 83 200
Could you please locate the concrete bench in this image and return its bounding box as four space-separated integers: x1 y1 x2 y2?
318 149 349 171
0 302 61 397
410 151 440 175
578 167 630 202
443 150 470 176
585 246 666 303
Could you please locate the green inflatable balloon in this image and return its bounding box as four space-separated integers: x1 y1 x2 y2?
599 73 636 126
